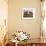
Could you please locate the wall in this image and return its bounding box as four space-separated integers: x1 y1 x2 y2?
8 0 41 39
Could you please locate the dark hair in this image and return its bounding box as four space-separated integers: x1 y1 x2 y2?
40 0 44 2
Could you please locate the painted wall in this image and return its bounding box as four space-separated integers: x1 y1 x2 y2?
8 0 41 39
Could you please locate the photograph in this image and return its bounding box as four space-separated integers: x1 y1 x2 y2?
22 8 35 19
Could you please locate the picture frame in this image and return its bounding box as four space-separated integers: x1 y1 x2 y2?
22 8 35 19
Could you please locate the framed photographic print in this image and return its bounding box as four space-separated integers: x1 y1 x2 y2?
22 8 35 19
